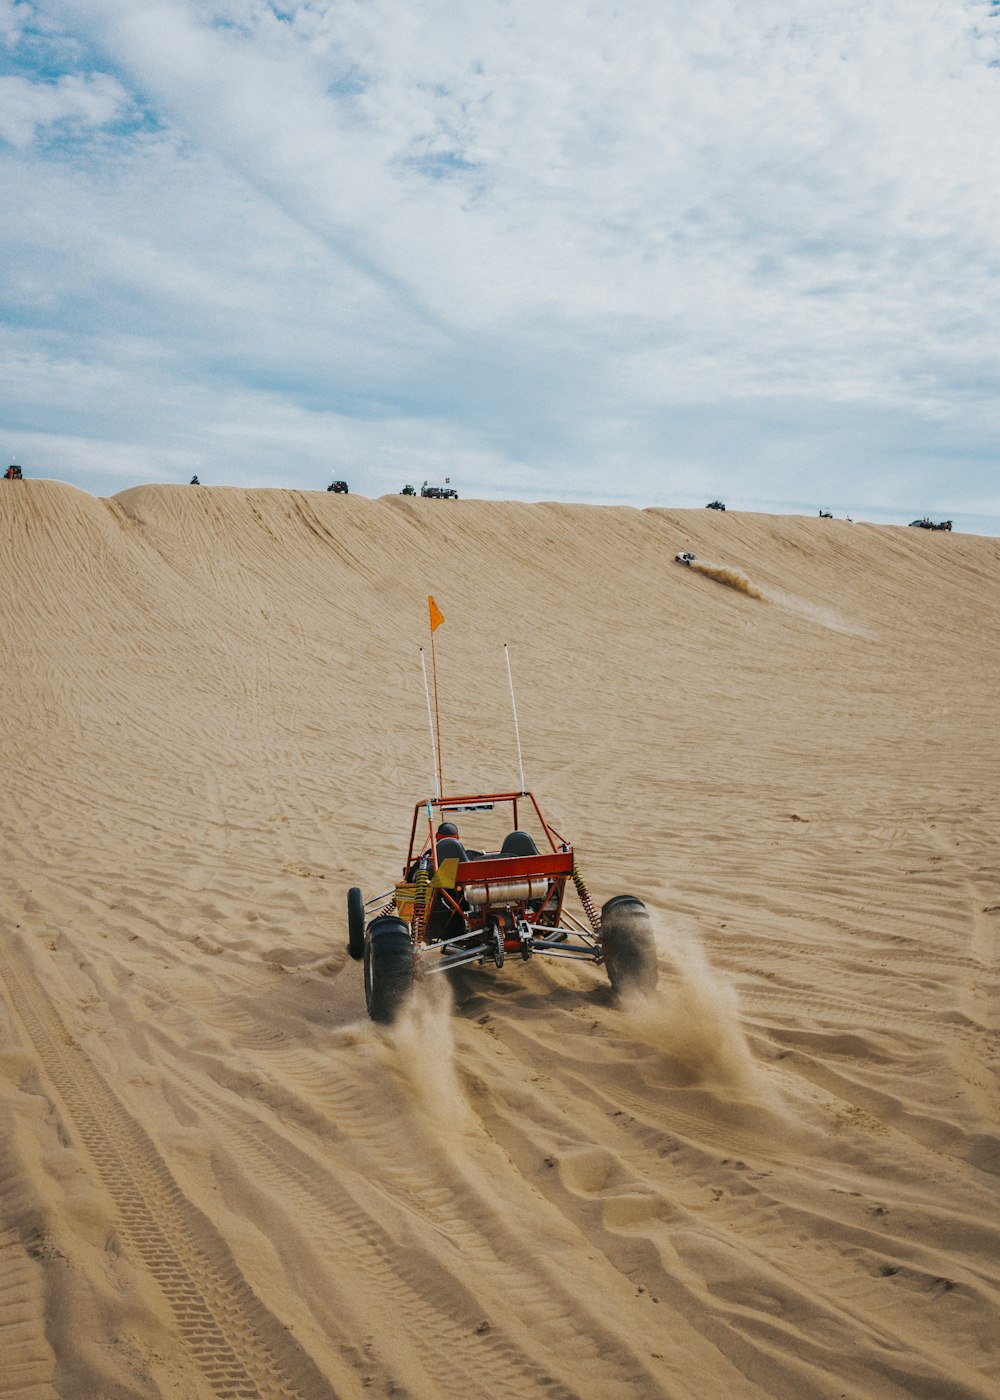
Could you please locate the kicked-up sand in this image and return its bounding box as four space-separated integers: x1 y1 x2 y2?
0 479 998 1399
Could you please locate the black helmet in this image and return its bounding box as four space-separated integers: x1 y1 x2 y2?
436 821 459 838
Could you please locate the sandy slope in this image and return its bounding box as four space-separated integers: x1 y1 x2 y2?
0 479 997 1400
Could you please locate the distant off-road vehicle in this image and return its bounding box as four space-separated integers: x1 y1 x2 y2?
421 483 458 499
675 551 697 565
706 500 726 510
400 484 417 495
908 517 952 531
4 465 22 480
819 510 833 519
327 481 349 494
347 789 657 1023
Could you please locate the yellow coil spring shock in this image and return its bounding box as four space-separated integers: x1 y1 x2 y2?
572 860 601 933
412 867 429 941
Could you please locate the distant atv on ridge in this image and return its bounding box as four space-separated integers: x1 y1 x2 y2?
908 517 952 531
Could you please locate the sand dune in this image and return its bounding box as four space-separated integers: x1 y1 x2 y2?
1 479 998 1399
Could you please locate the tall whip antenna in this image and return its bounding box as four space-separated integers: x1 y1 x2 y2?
419 648 441 799
504 643 526 793
427 596 446 797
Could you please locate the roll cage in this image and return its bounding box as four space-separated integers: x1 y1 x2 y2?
405 789 568 875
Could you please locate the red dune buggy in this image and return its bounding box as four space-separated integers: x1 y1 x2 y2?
347 790 656 1022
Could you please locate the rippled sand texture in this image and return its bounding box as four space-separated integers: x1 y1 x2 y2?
1 481 998 1399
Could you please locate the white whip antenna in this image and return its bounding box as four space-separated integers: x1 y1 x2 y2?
420 648 441 799
504 643 526 794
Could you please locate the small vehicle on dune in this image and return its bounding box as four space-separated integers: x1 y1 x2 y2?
675 551 697 565
706 500 726 510
347 790 657 1022
420 483 459 499
908 517 952 531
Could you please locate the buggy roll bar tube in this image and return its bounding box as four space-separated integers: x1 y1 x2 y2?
405 790 569 873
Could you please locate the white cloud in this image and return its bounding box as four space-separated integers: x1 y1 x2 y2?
0 71 128 146
1 0 998 525
0 0 30 45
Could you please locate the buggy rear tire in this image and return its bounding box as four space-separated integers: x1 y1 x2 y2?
601 896 657 996
364 916 414 1024
347 886 365 961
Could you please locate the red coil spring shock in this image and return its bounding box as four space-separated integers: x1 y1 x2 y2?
572 860 601 933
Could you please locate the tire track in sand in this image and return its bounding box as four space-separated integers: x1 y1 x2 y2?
0 954 339 1400
160 1046 660 1400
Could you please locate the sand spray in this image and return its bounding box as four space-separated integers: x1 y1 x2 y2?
622 911 774 1102
387 972 470 1134
690 561 767 599
688 560 867 637
767 587 872 637
357 908 778 1125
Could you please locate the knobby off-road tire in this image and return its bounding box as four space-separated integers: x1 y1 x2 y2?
347 886 365 961
600 895 658 996
364 916 415 1023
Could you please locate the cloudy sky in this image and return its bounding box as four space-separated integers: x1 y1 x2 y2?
2 1 999 530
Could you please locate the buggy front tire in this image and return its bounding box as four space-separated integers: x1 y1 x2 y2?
347 886 365 961
600 896 657 996
364 916 415 1023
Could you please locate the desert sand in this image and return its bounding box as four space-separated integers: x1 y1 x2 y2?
0 479 998 1400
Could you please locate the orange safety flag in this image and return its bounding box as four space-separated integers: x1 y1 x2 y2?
428 595 445 632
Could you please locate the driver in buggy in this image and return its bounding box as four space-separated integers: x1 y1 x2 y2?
432 820 483 864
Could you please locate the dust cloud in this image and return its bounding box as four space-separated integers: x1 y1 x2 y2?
768 587 874 638
689 561 870 636
386 973 470 1134
690 561 767 599
621 912 773 1102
